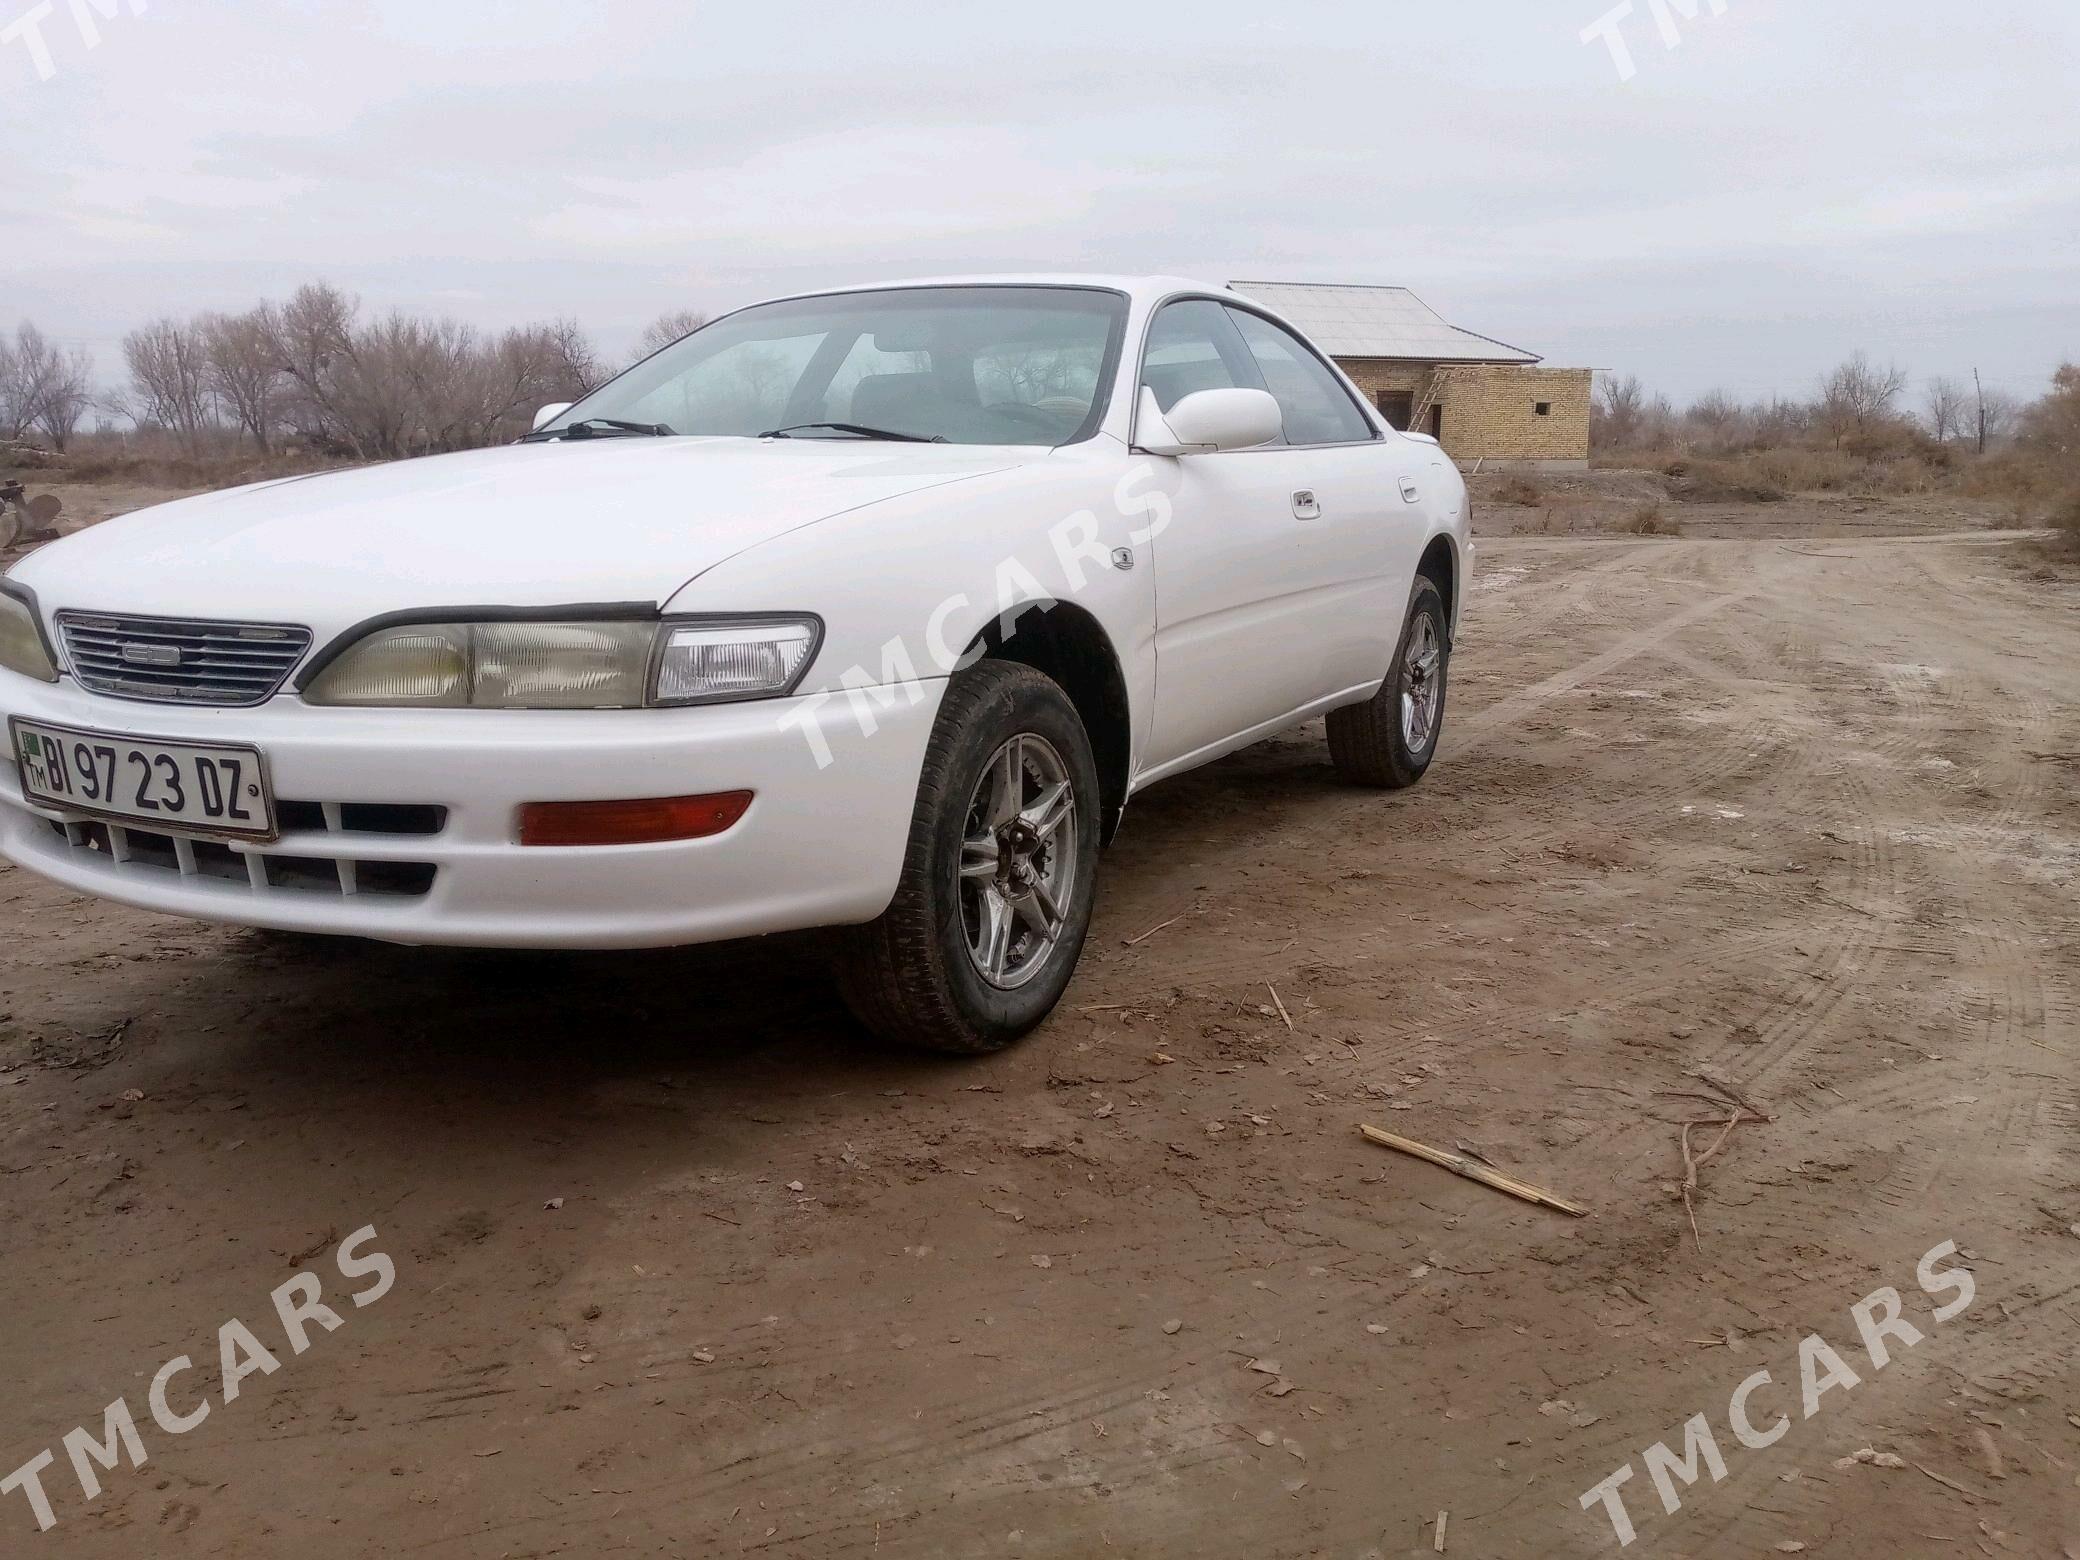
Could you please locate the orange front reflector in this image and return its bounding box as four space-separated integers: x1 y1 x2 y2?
517 791 753 847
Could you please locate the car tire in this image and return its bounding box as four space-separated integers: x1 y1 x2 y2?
833 659 1101 1054
1326 575 1450 790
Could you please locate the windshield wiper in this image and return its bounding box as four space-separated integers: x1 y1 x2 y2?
759 422 944 444
524 417 674 442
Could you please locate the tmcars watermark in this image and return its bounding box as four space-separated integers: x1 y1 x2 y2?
1577 1239 1976 1548
2 0 146 82
1580 0 1728 82
777 462 1173 769
1 1226 395 1535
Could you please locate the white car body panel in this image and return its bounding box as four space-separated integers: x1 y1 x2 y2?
11 438 1026 633
668 438 1163 759
1134 436 1425 774
0 671 939 947
0 274 1469 949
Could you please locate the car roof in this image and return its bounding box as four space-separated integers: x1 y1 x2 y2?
742 275 1230 310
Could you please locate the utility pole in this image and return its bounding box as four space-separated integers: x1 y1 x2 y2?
1974 368 1987 456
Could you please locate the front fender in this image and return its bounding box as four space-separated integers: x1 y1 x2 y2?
663 446 1162 747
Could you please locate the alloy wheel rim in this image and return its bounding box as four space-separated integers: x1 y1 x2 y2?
1401 615 1443 752
958 733 1079 991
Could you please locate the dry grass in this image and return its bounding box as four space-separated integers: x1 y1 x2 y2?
1494 475 1545 508
1649 446 1956 501
2053 486 2080 553
1663 457 1789 503
52 445 353 490
1620 502 1682 536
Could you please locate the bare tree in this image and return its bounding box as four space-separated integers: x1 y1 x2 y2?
1817 352 1909 448
481 320 608 440
0 323 91 447
1593 372 1646 448
1684 388 1742 449
203 309 283 453
1922 376 1970 443
633 308 707 362
34 349 93 451
264 282 365 454
252 285 603 456
1748 394 1811 447
0 334 19 442
545 318 607 398
1978 387 2023 451
124 318 219 452
0 326 43 441
2018 365 2079 457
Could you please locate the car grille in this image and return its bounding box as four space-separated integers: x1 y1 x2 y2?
55 611 313 706
40 797 444 899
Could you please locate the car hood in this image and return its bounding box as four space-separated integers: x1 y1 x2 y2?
15 437 1027 629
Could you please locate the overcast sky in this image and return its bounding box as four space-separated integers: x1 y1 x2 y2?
4 0 2075 405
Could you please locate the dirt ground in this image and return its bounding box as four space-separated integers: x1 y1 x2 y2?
2 490 2077 1558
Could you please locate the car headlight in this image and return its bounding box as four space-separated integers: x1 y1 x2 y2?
0 588 59 684
302 615 819 709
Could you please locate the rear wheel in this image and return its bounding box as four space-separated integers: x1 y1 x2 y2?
1326 576 1449 789
834 660 1100 1053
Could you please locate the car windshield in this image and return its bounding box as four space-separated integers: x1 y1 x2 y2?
539 286 1128 448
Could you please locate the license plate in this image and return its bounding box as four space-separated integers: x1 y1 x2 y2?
11 719 277 841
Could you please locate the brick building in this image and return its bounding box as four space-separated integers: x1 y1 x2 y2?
1230 281 1591 471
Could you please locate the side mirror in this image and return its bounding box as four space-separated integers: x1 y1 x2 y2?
532 402 575 433
1136 386 1282 455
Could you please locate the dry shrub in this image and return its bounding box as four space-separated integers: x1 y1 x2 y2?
1617 423 1966 502
1591 448 1680 473
1495 475 1545 507
1961 448 2061 524
1666 456 1789 503
1698 445 1950 500
1754 447 1864 493
0 441 63 473
42 428 356 491
1621 502 1681 535
2054 486 2080 553
1962 443 2080 528
57 448 352 490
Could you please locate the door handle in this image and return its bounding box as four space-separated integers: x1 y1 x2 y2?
1291 489 1321 520
1399 478 1421 503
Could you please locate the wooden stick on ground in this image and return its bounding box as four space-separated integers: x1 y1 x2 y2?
1359 1126 1588 1218
1266 983 1294 1031
1686 1068 1770 1121
1912 1462 1985 1505
1679 1107 1747 1249
1123 916 1180 948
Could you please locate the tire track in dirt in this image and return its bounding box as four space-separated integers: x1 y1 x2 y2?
1446 579 1765 759
1544 548 1951 1194
1776 541 2075 1216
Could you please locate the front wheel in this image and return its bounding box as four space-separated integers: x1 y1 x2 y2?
833 660 1100 1053
1326 576 1450 789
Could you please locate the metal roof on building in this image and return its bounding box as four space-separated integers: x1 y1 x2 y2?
1228 281 1541 365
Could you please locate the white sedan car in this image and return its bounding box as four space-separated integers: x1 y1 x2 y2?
0 277 1468 1052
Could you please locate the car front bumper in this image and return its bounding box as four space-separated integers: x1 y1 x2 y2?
0 673 942 948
